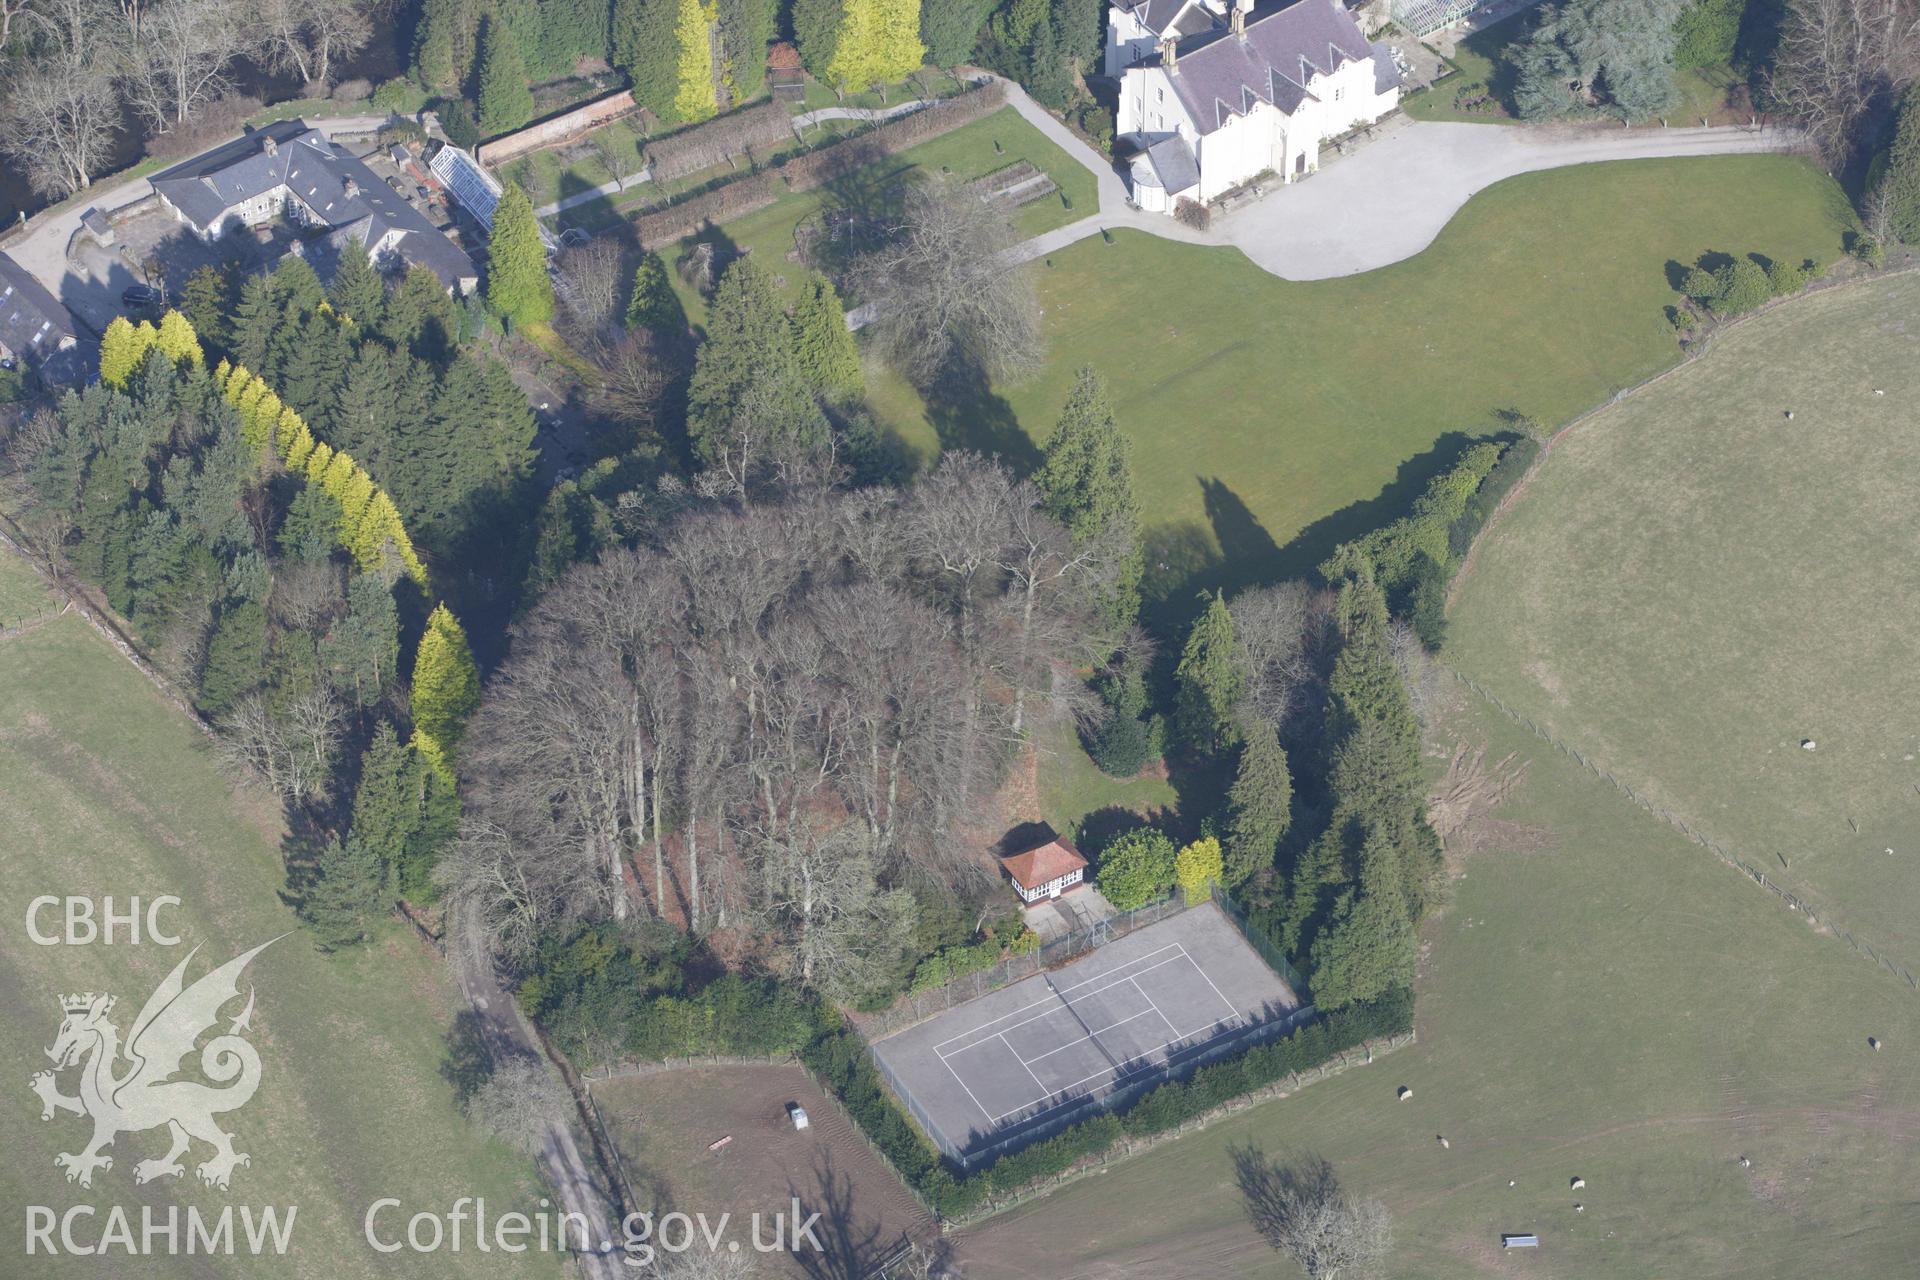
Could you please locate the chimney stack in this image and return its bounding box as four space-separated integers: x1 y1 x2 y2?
263 135 278 156
1230 3 1244 35
1161 34 1179 70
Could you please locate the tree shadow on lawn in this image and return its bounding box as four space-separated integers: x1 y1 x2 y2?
1141 429 1504 640
921 360 1043 472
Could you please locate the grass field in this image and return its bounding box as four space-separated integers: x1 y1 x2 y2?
865 154 1854 620
957 681 1920 1278
0 558 544 1278
659 105 1098 326
1447 272 1920 977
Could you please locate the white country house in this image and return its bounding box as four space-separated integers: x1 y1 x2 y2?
1109 0 1401 212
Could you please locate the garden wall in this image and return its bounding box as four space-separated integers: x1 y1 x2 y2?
478 89 639 166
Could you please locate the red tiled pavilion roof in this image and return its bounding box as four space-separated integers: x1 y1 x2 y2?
999 837 1088 889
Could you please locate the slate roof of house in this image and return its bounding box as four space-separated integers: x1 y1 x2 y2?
1000 837 1089 889
1144 134 1202 193
1158 0 1377 135
0 251 85 383
1371 40 1402 95
152 119 477 290
1116 0 1221 39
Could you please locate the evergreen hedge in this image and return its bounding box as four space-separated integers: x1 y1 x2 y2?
800 987 1414 1218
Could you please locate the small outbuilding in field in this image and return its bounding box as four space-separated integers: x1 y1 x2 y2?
999 835 1089 904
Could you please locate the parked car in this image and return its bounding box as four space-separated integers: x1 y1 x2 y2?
121 285 164 308
786 1102 809 1131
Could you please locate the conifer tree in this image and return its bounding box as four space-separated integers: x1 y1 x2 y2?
1224 717 1292 886
1890 86 1920 244
718 0 778 102
180 265 233 352
686 257 824 464
626 251 685 336
412 604 481 761
230 273 279 374
198 600 269 715
485 183 555 329
791 272 863 403
350 723 460 901
99 316 143 389
272 255 327 321
1309 825 1416 1010
792 0 844 80
614 0 682 120
673 0 720 122
1025 10 1071 110
920 0 991 66
1036 366 1140 629
328 237 385 330
323 572 401 706
1175 591 1242 752
477 18 538 136
827 0 922 92
301 833 389 950
153 311 202 371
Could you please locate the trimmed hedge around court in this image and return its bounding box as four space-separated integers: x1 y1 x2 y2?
799 985 1414 1218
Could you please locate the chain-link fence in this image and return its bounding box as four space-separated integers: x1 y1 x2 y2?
857 895 1186 1040
1213 891 1309 998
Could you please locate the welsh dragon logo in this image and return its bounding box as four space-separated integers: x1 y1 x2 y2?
29 937 280 1191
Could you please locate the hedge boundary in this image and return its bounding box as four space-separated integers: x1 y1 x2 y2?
632 81 1009 247
798 986 1414 1222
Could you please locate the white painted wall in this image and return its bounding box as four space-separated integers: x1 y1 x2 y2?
1119 47 1400 208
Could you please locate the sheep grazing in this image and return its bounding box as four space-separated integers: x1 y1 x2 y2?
1571 1176 1586 1190
1398 1086 1414 1102
1784 410 1795 420
1801 739 1816 750
1739 1156 1751 1169
1870 1036 1882 1051
1437 1135 1450 1149
1574 1203 1585 1213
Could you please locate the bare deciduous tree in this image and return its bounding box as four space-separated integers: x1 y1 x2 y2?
127 0 256 132
757 823 915 997
1771 0 1920 161
0 0 35 51
213 688 340 802
1234 1147 1393 1280
854 176 1043 387
0 0 125 196
556 238 627 338
465 1055 570 1156
256 0 370 88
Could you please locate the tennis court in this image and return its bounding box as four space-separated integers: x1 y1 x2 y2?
871 902 1302 1163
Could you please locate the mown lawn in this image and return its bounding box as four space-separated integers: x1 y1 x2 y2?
1447 272 1920 974
0 585 545 1279
958 684 1920 1278
657 105 1098 326
866 154 1855 624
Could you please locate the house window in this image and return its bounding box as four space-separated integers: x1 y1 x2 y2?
1157 87 1164 102
1334 87 1344 102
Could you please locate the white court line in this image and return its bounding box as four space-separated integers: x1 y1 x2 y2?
930 943 1188 1053
935 949 1194 1059
1006 1033 1047 1088
1018 1006 1162 1067
1130 976 1184 1042
941 1051 997 1124
1183 948 1245 1022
